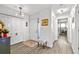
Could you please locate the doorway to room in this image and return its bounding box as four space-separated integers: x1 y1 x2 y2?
57 18 68 41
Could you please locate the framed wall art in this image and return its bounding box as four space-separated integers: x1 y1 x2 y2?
41 19 48 26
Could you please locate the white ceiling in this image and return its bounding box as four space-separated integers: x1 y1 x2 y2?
52 4 75 16
3 4 51 15
1 4 75 16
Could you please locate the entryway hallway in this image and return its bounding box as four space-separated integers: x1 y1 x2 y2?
0 4 78 54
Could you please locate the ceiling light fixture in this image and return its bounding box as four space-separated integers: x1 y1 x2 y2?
16 7 24 16
57 8 68 14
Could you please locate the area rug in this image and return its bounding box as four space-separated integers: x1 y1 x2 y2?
22 40 38 47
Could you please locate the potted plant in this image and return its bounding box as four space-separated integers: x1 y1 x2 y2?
2 28 9 38
0 21 4 38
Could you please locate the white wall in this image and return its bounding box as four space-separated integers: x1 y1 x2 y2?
51 11 56 45
76 5 79 50
0 14 29 45
11 17 29 45
29 16 38 41
0 5 29 45
30 7 53 47
68 5 78 53
75 5 79 53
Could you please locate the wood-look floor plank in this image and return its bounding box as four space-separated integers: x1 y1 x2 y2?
10 35 73 54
